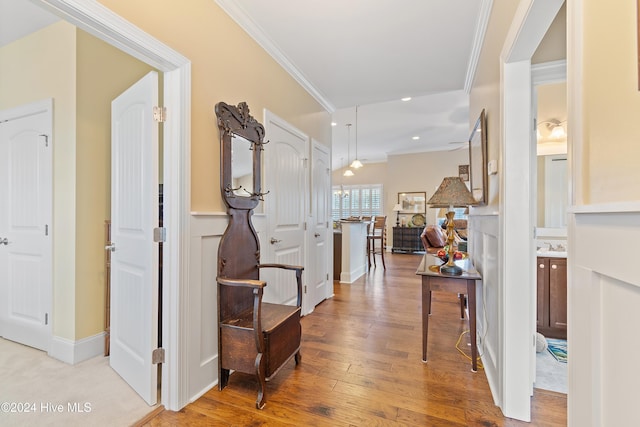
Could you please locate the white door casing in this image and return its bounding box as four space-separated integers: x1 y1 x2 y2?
263 110 308 306
0 99 53 352
29 0 191 411
306 140 331 314
110 71 159 405
500 0 565 421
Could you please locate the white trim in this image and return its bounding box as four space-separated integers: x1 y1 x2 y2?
499 0 564 421
214 0 334 113
33 0 192 411
531 59 567 85
49 332 105 365
570 202 640 214
464 0 494 93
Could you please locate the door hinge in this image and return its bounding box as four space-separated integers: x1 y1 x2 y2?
40 134 49 147
304 285 307 294
153 227 166 242
152 348 165 364
326 273 329 281
45 224 48 236
45 313 48 325
153 106 167 123
304 222 307 231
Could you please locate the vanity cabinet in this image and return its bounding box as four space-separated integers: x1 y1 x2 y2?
536 257 567 339
392 226 423 253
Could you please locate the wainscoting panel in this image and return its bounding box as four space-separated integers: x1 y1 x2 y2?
569 209 640 426
187 213 225 401
187 212 267 402
467 213 500 403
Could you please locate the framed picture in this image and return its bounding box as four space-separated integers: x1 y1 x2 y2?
469 109 488 205
398 192 426 214
458 164 469 182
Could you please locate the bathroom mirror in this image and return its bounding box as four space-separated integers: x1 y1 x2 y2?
535 81 567 234
215 101 264 210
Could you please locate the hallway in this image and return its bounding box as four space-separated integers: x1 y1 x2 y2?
143 252 566 426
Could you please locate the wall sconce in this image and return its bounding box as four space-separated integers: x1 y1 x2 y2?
537 119 566 141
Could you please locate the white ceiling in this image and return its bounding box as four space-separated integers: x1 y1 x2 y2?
0 0 59 47
2 0 491 170
215 0 491 169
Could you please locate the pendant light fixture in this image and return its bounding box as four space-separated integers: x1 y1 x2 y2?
350 105 363 169
343 123 354 177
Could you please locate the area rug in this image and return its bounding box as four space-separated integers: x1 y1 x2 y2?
546 338 567 363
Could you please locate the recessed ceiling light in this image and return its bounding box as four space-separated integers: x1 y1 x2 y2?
331 122 337 126
412 136 420 140
401 97 412 102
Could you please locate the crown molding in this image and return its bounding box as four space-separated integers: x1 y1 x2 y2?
464 0 494 93
532 59 567 85
215 0 335 113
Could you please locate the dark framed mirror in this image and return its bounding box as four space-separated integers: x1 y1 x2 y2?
469 109 488 205
215 101 265 210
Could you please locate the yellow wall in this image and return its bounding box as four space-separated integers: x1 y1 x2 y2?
583 0 640 203
469 0 520 209
0 22 159 340
532 3 566 64
0 21 78 340
75 30 156 338
98 0 332 213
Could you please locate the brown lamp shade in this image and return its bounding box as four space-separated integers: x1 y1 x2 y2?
428 177 476 208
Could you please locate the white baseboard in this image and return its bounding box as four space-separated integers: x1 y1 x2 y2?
49 332 105 365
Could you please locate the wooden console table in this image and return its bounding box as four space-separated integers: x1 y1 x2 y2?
416 255 481 371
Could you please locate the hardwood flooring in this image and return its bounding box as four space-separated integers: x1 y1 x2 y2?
140 252 566 426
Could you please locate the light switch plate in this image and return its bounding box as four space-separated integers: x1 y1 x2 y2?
488 159 498 175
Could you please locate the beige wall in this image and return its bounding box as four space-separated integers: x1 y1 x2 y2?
0 21 77 340
582 0 640 203
469 0 520 210
331 149 468 227
98 0 332 213
0 22 158 341
388 150 470 226
532 3 566 64
75 30 156 338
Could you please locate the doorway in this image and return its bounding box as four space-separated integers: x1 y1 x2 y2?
13 0 191 411
532 64 568 394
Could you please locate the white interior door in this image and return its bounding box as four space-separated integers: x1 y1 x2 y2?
0 100 52 352
263 111 308 306
306 140 331 314
110 71 159 405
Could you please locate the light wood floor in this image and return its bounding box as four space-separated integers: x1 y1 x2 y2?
140 252 566 426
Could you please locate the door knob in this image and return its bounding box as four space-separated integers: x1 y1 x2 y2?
105 244 116 252
314 233 321 238
0 237 9 245
270 238 281 245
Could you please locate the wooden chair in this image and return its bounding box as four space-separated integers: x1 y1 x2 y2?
215 101 304 409
367 215 386 269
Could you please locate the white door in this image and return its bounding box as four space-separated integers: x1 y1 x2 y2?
306 140 331 314
109 71 159 405
263 111 308 306
0 100 52 352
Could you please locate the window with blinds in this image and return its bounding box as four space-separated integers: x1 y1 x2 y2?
332 184 383 221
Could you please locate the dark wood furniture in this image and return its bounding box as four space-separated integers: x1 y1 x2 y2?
536 256 567 339
416 255 481 371
392 226 423 253
367 215 386 268
215 102 304 409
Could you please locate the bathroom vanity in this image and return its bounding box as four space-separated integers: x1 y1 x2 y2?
536 252 567 339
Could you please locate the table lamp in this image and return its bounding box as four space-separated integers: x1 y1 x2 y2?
392 203 403 227
427 177 476 275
